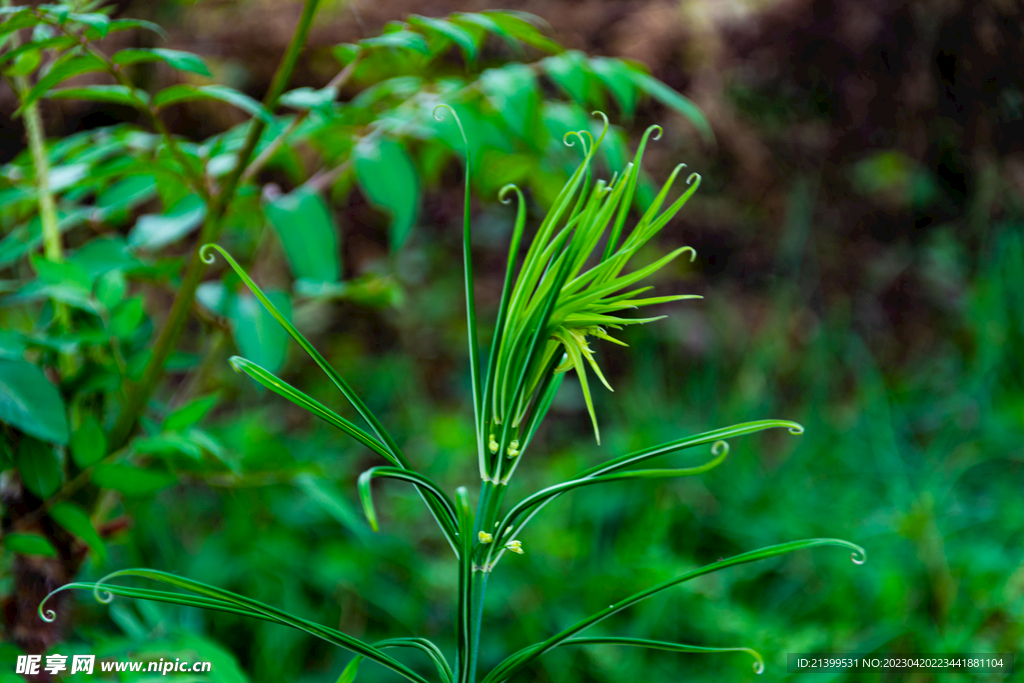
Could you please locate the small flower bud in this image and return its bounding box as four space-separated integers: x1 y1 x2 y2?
506 440 520 458
488 434 499 454
478 531 493 544
505 540 524 554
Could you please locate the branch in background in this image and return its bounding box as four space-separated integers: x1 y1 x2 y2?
107 0 324 450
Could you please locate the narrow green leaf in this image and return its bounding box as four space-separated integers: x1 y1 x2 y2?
295 473 368 537
482 11 562 53
589 57 637 117
229 356 396 465
559 638 764 674
484 538 865 683
357 467 459 545
41 572 432 683
279 86 336 111
265 188 341 283
0 359 69 444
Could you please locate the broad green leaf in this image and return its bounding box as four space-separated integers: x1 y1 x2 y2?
279 86 336 111
112 48 212 77
96 174 158 215
230 291 292 373
66 12 110 37
5 48 40 77
19 53 108 112
16 436 62 499
0 359 68 444
164 394 219 432
132 434 202 461
152 85 272 122
480 64 539 139
482 11 562 53
69 236 146 279
110 297 146 338
45 85 148 108
407 15 477 61
264 188 340 283
129 194 207 250
70 414 107 468
103 18 167 39
353 138 419 251
4 533 57 558
542 51 594 105
92 463 175 496
31 254 92 290
50 501 106 562
589 57 637 117
361 31 430 54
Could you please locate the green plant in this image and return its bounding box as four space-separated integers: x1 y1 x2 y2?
38 110 865 682
1 0 718 662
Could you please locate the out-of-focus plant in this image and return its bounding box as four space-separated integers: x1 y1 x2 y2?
40 107 865 682
0 0 722 666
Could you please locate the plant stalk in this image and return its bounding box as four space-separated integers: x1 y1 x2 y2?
107 0 322 450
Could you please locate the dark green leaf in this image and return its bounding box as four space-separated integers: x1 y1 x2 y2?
589 57 637 117
0 359 68 444
482 11 562 53
353 138 419 251
542 51 594 105
70 414 106 468
164 394 219 432
16 436 62 499
4 533 57 558
50 501 106 562
265 188 340 283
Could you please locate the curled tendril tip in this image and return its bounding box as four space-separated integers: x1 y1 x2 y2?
199 243 219 264
787 423 805 435
432 104 468 152
681 246 698 263
851 547 867 565
711 439 730 457
498 184 520 204
686 172 701 186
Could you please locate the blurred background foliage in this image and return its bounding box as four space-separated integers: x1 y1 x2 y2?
1 0 1022 682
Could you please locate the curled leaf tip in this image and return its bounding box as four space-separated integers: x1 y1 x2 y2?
711 439 730 457
681 246 697 262
433 103 468 152
498 184 520 204
199 243 220 264
686 172 701 186
645 123 664 141
787 423 805 435
851 547 867 565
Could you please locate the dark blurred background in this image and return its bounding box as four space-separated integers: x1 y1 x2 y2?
2 1 1022 681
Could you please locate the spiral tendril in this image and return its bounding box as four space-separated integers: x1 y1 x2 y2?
711 439 730 457
433 104 469 155
753 660 765 675
787 423 806 435
851 548 867 565
646 124 664 141
686 172 701 186
498 184 520 204
199 243 219 264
